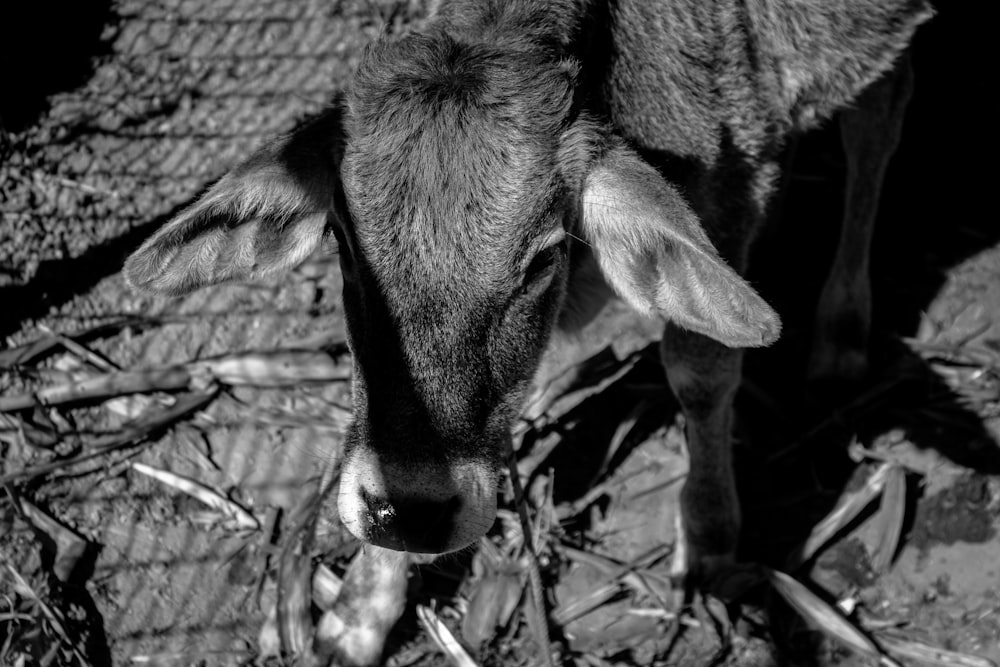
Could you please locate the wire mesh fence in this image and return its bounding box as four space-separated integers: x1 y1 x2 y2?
3 2 999 666
2 0 424 313
1 1 430 663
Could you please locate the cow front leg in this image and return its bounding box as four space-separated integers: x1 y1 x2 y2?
660 325 744 583
809 55 915 382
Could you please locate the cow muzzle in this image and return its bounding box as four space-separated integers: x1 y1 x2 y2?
338 452 498 553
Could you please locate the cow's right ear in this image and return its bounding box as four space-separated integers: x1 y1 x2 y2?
124 105 347 295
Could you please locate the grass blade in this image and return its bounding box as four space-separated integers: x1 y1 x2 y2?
870 465 907 573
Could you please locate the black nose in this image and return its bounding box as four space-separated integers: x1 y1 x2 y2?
360 489 463 553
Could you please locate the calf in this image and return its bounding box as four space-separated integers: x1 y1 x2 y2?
124 0 931 611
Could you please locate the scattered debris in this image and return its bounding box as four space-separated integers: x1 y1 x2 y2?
418 604 478 667
11 494 90 584
4 246 1000 667
0 390 217 484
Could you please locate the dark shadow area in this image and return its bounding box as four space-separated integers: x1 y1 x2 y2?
0 499 112 666
2 575 114 667
0 100 333 342
385 550 477 660
0 204 186 342
736 4 998 663
520 347 673 510
742 0 999 549
0 1 115 134
506 3 997 664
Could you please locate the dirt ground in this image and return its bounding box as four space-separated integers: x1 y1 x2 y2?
1 1 997 666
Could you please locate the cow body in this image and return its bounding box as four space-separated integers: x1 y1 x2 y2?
124 0 932 634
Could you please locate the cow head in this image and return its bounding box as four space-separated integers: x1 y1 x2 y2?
124 29 779 554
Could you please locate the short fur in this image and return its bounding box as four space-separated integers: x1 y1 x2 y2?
125 1 931 660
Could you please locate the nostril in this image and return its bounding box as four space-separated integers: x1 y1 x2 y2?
363 492 397 527
361 489 462 553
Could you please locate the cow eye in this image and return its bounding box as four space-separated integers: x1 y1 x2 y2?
522 241 565 292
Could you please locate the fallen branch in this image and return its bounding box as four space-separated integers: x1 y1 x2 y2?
0 366 194 412
0 317 155 369
0 350 348 413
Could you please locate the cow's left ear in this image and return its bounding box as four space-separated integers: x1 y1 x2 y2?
580 142 781 348
124 107 347 295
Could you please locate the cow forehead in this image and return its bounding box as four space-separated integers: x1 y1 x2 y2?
340 30 575 288
343 131 561 289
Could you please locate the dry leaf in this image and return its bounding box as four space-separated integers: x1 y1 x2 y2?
551 582 623 626
875 631 999 667
462 541 526 647
767 569 894 664
418 604 478 667
870 465 907 573
313 563 344 612
787 463 892 569
519 346 623 425
276 512 316 658
592 397 656 483
130 462 260 531
258 602 281 659
17 497 90 583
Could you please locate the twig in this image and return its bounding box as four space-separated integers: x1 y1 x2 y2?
129 650 254 664
0 349 348 413
506 450 555 667
36 324 119 372
0 317 155 369
0 366 195 412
